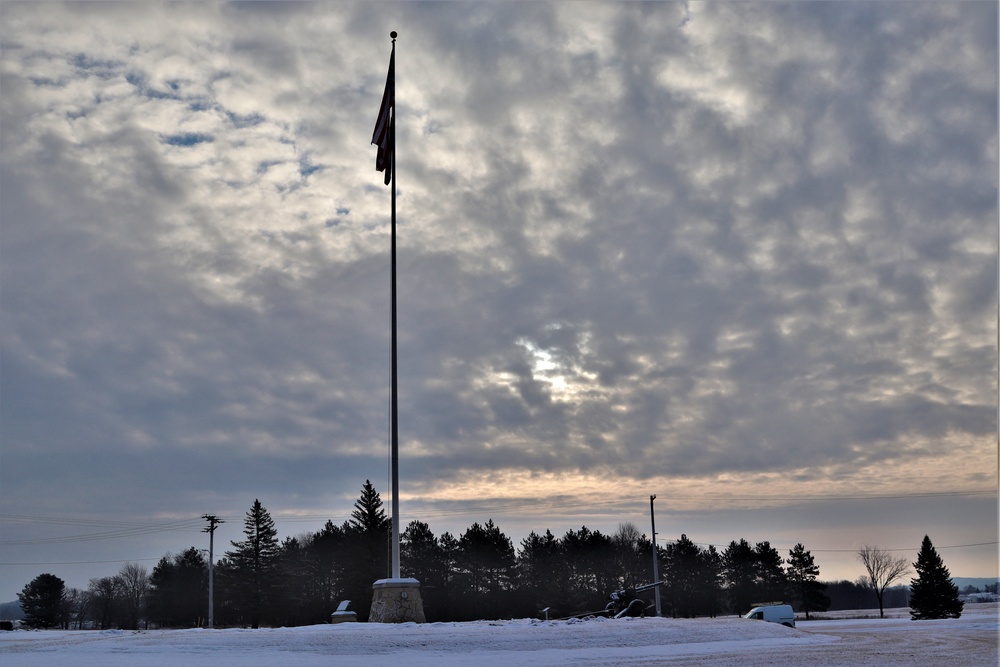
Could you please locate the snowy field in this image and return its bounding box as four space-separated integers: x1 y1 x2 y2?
1 604 996 667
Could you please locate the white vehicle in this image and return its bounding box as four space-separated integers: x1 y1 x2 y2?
743 604 796 628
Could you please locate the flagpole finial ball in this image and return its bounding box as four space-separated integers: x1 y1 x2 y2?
390 31 397 39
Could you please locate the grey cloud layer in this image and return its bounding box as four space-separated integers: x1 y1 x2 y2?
1 1 996 529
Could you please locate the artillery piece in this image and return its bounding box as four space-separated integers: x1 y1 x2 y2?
604 580 664 618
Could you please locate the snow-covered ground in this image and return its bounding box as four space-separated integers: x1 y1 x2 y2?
1 603 996 667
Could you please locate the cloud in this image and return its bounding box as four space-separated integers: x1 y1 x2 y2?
0 1 996 596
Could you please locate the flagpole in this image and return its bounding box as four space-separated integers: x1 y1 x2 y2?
388 30 400 581
369 30 424 623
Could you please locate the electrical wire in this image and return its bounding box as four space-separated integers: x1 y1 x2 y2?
1 486 993 551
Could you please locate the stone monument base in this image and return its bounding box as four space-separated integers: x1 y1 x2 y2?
369 578 426 623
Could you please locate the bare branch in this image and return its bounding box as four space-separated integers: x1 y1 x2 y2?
857 545 910 618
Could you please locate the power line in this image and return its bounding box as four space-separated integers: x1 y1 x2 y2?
1 557 164 566
398 489 995 521
1 486 993 546
1 516 205 546
4 541 995 569
671 538 999 554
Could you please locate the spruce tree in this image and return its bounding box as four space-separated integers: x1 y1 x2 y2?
340 480 390 619
227 499 279 628
785 543 830 619
909 535 963 620
349 479 391 535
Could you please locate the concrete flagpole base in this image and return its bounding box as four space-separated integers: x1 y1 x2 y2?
369 578 426 623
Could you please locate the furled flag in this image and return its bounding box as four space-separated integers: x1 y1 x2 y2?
372 46 394 186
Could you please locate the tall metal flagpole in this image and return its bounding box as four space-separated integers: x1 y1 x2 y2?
388 30 400 580
369 30 424 623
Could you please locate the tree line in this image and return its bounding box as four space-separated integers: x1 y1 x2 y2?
14 481 962 629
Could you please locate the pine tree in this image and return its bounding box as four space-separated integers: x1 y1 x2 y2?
753 541 789 604
909 535 963 620
516 529 566 617
561 526 615 613
786 543 830 619
226 499 279 628
455 519 516 620
18 573 67 629
722 539 757 613
664 534 702 618
148 548 207 627
696 544 723 618
306 521 346 620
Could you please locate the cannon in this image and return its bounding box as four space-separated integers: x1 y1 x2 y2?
605 580 664 618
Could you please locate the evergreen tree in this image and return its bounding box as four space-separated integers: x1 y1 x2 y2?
909 535 963 620
561 526 615 614
696 544 723 617
305 521 347 620
753 541 789 604
226 499 280 628
663 534 702 618
785 543 829 619
436 531 461 621
340 480 390 619
722 539 757 614
273 536 315 626
401 520 442 584
18 573 67 629
664 535 723 618
350 480 392 535
148 548 207 628
455 519 516 620
516 530 567 617
401 520 449 620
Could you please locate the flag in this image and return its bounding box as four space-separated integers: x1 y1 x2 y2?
372 47 394 186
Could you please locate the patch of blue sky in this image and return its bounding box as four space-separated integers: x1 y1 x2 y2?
257 160 283 174
71 53 121 78
225 110 265 128
299 159 321 177
125 70 180 100
162 133 214 147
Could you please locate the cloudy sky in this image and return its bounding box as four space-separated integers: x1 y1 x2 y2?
1 1 997 601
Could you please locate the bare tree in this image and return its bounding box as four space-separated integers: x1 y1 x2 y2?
88 576 123 630
857 545 910 618
116 562 150 630
612 522 648 590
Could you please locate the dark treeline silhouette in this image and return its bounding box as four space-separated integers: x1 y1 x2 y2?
35 481 951 629
825 580 910 611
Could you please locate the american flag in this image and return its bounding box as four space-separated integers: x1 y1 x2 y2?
372 47 394 186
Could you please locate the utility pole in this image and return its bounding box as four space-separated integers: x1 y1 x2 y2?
202 514 224 629
650 495 662 617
